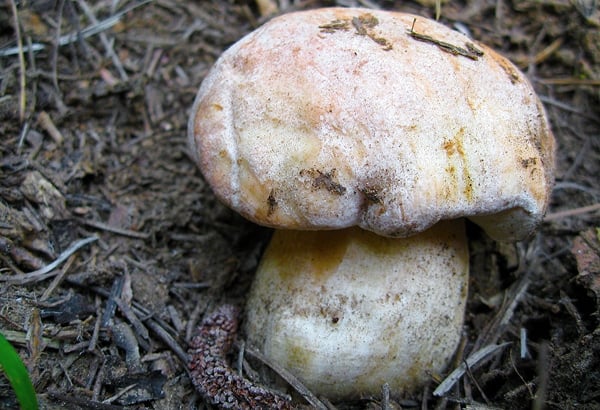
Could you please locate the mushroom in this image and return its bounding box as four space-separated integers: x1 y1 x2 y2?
188 8 555 400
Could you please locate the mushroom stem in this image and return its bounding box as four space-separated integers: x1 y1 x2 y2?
244 219 469 400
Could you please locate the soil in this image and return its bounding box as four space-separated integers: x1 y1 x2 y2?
1 0 599 409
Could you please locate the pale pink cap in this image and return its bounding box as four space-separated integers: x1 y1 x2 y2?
189 8 555 241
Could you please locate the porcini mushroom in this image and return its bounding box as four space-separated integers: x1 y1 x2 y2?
188 8 555 400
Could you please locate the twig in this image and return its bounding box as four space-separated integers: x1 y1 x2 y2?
16 120 31 154
532 343 550 410
408 18 483 61
145 318 188 364
463 357 490 404
111 321 143 372
40 253 76 301
47 389 125 409
0 329 60 350
433 343 511 396
0 236 98 284
53 0 66 92
559 290 586 336
242 343 330 410
102 383 138 404
553 181 598 197
472 275 531 352
509 348 534 398
38 110 64 145
544 203 600 221
538 94 600 123
101 276 124 327
531 38 563 66
381 382 390 410
0 0 152 57
113 296 150 342
520 328 530 359
78 217 151 239
68 277 189 363
8 0 26 121
434 275 533 396
540 77 600 86
91 359 106 401
75 0 129 81
88 296 103 353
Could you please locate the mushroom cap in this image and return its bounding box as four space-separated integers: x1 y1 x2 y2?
189 8 555 240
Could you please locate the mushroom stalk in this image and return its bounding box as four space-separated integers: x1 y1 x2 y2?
245 220 469 399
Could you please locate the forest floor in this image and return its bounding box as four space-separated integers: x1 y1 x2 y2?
1 0 599 409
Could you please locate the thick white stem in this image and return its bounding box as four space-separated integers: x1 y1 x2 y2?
245 219 469 400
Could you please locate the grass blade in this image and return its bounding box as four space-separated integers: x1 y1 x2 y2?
0 332 38 410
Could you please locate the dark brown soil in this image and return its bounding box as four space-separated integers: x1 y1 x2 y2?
1 0 599 409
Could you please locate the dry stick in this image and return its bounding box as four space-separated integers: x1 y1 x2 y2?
433 342 511 396
37 111 65 145
88 296 103 353
381 382 391 410
47 390 124 410
242 343 329 410
434 275 533 396
91 358 106 401
74 279 190 364
0 236 98 284
53 0 66 92
113 296 151 342
25 35 39 119
463 359 490 405
538 94 600 123
471 275 531 354
144 318 188 365
0 0 151 57
531 38 563 66
544 203 600 221
78 217 151 239
509 349 535 399
85 356 102 393
559 290 586 336
40 253 77 301
1 329 61 350
561 132 593 181
75 0 129 81
408 18 483 60
102 383 139 405
27 308 44 368
8 0 26 121
357 0 381 10
16 120 31 154
532 343 550 410
540 77 600 86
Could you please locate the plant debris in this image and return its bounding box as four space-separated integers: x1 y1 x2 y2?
187 304 292 409
300 168 347 195
320 13 392 50
572 228 600 305
408 18 484 60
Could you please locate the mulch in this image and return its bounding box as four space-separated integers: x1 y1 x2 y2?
1 0 599 409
